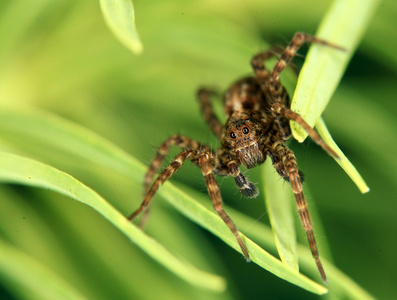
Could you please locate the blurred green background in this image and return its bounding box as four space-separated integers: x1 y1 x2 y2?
0 0 396 299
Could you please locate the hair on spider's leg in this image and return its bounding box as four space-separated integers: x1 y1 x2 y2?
138 135 212 227
271 32 345 80
271 103 340 159
283 149 328 284
197 88 223 138
129 150 195 221
199 153 251 261
281 170 305 183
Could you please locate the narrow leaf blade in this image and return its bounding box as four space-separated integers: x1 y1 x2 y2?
0 239 86 300
100 0 143 54
316 118 369 193
291 0 379 141
263 161 299 272
0 152 226 292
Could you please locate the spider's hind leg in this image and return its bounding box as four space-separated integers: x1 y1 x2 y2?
271 103 339 159
270 32 345 80
197 88 223 138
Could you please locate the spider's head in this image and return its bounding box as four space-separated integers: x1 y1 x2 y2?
224 112 265 169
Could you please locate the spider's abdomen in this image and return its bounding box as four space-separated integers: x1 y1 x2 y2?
223 77 270 117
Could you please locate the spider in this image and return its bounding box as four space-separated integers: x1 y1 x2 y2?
129 32 343 285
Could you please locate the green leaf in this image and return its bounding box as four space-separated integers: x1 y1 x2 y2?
291 0 379 141
316 118 369 193
262 161 298 272
0 107 324 294
0 239 86 300
161 182 327 295
0 152 226 292
179 184 376 299
99 0 143 54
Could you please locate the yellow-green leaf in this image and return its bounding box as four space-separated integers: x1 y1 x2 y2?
0 239 86 300
316 118 369 193
100 0 143 54
263 161 299 272
0 152 225 292
291 0 379 141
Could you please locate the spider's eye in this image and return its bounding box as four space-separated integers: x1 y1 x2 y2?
242 127 249 134
230 131 237 139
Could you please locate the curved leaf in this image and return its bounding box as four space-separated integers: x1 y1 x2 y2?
0 152 226 292
0 239 86 300
100 0 143 54
316 118 369 193
291 0 379 141
262 161 298 272
0 108 325 293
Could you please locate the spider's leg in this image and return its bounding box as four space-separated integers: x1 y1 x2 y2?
250 47 282 80
129 149 198 221
251 50 291 140
140 135 209 227
197 88 223 138
144 135 205 194
271 142 328 284
198 153 250 261
271 32 344 80
271 103 339 159
251 32 344 107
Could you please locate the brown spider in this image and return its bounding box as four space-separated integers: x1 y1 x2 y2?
129 32 343 284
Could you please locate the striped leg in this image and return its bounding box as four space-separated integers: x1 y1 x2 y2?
197 88 223 138
138 135 209 227
199 153 250 261
129 149 199 221
143 135 206 194
251 33 342 160
271 32 345 80
271 142 328 284
272 103 339 159
251 32 344 107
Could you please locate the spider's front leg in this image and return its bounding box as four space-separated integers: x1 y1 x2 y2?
270 141 328 284
199 153 251 261
271 103 339 158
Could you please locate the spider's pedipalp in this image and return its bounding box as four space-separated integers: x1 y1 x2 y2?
226 161 259 198
235 176 258 198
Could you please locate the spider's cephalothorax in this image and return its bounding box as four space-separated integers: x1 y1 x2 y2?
129 32 343 284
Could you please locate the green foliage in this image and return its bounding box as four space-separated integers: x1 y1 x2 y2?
0 0 396 299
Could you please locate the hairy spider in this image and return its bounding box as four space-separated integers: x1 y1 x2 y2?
129 32 343 284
